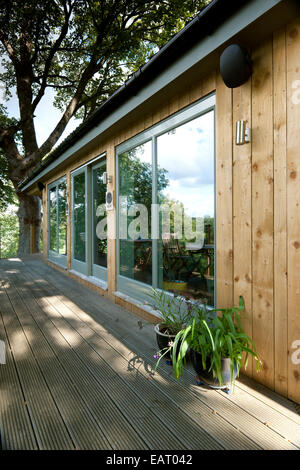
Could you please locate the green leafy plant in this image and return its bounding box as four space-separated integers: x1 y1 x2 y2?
207 296 261 385
171 296 261 386
171 301 214 380
150 288 197 371
149 288 193 335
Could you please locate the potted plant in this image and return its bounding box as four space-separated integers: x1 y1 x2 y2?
171 296 261 392
149 289 193 365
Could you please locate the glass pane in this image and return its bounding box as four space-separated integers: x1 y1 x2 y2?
73 171 86 262
157 110 215 304
119 141 152 285
58 181 67 255
93 164 107 268
49 187 57 252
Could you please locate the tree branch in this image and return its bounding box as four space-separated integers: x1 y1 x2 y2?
31 0 74 112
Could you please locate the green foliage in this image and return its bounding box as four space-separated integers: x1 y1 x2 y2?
119 148 168 210
206 297 261 385
0 152 16 210
0 0 210 120
0 0 210 253
149 288 193 335
0 208 19 258
171 301 213 380
154 296 261 386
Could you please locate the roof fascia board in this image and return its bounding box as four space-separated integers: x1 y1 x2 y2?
22 0 282 192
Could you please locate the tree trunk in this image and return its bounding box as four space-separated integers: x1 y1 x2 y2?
17 192 41 256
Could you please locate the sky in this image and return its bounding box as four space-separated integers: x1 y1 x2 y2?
1 79 80 148
1 71 215 222
136 110 215 218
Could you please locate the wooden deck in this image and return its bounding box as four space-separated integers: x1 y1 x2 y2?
0 256 300 451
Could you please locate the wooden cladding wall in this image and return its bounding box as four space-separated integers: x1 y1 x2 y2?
217 21 300 404
42 18 300 404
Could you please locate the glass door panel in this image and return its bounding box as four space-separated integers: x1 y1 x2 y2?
58 181 67 255
49 187 57 252
92 161 107 281
118 140 152 286
71 169 87 274
157 110 215 303
71 155 106 279
48 177 67 267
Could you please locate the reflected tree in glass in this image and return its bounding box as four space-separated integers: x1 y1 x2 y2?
73 172 86 262
93 164 107 268
58 182 67 255
119 142 165 285
157 110 215 304
49 187 57 252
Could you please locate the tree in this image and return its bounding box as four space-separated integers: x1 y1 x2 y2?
0 0 208 255
0 207 19 259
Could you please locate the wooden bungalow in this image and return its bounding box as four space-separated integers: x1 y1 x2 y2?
20 0 300 405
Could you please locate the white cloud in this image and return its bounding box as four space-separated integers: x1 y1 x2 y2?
158 111 214 217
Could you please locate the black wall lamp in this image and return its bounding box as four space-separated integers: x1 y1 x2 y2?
37 181 45 191
220 44 252 88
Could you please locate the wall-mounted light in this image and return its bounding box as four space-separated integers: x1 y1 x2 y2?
102 172 112 184
236 120 251 145
220 44 252 88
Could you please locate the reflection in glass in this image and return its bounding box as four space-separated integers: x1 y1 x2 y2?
157 110 215 303
58 182 67 255
49 187 57 252
73 172 86 262
93 164 107 268
119 141 153 285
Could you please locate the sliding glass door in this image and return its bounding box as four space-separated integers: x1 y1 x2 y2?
71 155 107 282
71 167 87 274
119 140 152 286
48 176 67 267
92 160 107 279
117 94 215 305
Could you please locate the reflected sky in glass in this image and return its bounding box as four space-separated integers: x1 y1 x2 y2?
157 111 214 218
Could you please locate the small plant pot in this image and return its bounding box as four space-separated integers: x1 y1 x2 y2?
191 350 238 389
154 323 176 360
162 281 188 292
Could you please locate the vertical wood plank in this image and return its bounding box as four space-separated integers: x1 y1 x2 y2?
286 18 300 404
159 99 170 121
202 70 217 97
232 79 253 376
169 94 179 116
144 110 153 131
178 88 190 111
189 79 203 104
251 37 274 389
273 28 288 397
216 72 233 308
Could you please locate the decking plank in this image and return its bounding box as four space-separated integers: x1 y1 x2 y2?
0 280 74 450
1 257 299 451
2 279 112 450
0 310 38 450
9 273 188 451
12 267 223 450
5 273 147 450
25 259 300 449
22 262 298 450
